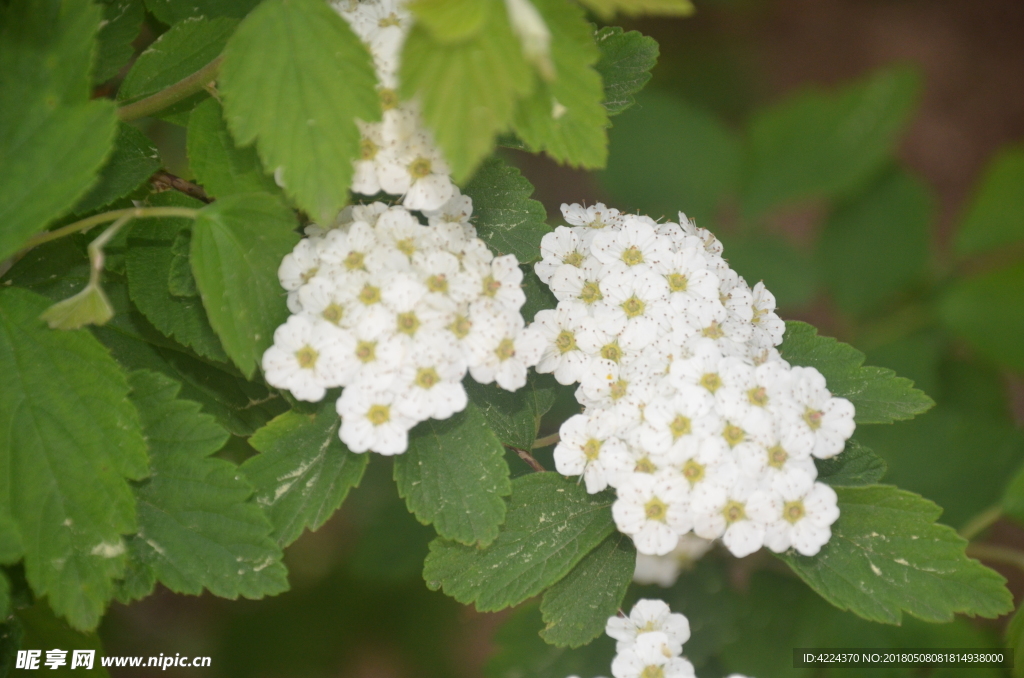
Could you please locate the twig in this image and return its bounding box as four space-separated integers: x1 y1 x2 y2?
966 543 1024 574
532 433 559 449
151 170 210 203
19 206 200 252
508 445 546 472
117 56 223 122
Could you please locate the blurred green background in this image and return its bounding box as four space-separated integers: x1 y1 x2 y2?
88 0 1024 676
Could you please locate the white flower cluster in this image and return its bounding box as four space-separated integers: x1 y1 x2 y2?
540 204 853 559
331 0 455 212
264 199 542 454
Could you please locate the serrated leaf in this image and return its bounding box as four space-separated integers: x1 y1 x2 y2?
956 145 1024 256
39 282 115 330
463 157 550 263
190 193 300 378
167 230 199 297
594 27 658 115
126 370 289 599
577 0 693 20
743 67 920 217
244 401 368 548
939 262 1024 372
16 602 111 678
511 0 608 168
144 0 260 24
74 123 161 215
778 321 934 424
423 472 616 611
401 10 533 183
0 288 148 631
94 0 145 85
815 440 887 487
539 532 634 648
818 168 932 318
409 0 489 42
779 485 1013 625
126 192 229 363
220 0 379 222
0 0 117 261
394 404 511 546
465 378 544 450
187 98 279 198
117 17 238 122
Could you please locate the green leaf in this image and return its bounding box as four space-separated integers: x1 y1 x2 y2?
779 485 1013 625
465 377 548 450
187 98 279 198
602 91 741 227
126 192 229 363
778 321 934 424
190 192 300 378
743 67 920 217
1007 604 1024 678
401 10 533 182
956 145 1024 256
510 0 609 169
94 0 145 85
462 157 550 263
16 601 111 678
0 616 22 676
39 282 115 330
577 0 693 21
117 17 238 121
408 0 489 43
126 370 289 599
1002 462 1024 526
594 27 659 116
939 262 1024 372
244 401 368 548
144 0 260 24
815 440 887 487
0 288 148 631
220 0 379 222
818 168 933 318
394 404 511 547
719 233 818 309
167 230 198 297
0 0 117 261
423 472 615 611
74 122 161 215
521 264 559 323
539 532 634 648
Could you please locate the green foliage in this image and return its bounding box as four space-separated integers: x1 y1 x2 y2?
190 193 300 378
1007 605 1024 678
940 262 1024 372
244 401 369 548
15 602 111 678
577 0 693 21
0 288 148 631
39 281 115 330
74 123 161 215
0 0 117 262
94 0 145 85
539 532 635 648
462 157 550 263
394 404 511 546
815 440 888 487
187 99 280 198
219 0 379 222
743 67 920 217
955 145 1024 256
721 233 818 309
408 0 489 43
144 0 260 24
594 27 659 116
779 321 934 424
465 373 555 450
780 485 1013 625
423 473 615 611
125 370 289 600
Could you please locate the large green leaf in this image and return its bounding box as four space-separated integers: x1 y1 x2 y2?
780 485 1013 625
465 379 541 450
190 193 300 378
74 122 161 215
778 321 934 424
0 0 117 261
94 0 145 85
577 0 692 20
423 473 615 611
0 288 148 631
743 67 920 217
244 401 369 548
955 145 1024 256
818 168 932 318
401 9 533 182
187 98 279 198
126 370 288 599
939 262 1024 372
462 157 549 263
815 440 887 488
394 404 511 547
219 0 378 222
594 27 658 116
539 532 634 648
144 0 260 24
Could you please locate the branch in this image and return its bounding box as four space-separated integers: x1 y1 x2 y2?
117 56 223 122
507 445 546 472
20 206 200 251
532 433 559 449
151 170 211 203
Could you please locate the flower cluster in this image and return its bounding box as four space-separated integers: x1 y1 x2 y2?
539 204 852 559
264 199 542 454
331 0 455 212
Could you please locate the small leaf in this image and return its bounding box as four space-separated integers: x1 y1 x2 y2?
167 230 198 297
126 370 289 599
778 321 934 424
190 193 300 378
577 0 693 21
244 401 369 548
939 262 1024 372
186 98 279 198
593 27 659 116
539 532 635 648
462 157 550 263
465 378 543 450
94 0 145 85
815 440 887 487
956 145 1024 256
779 485 1013 624
74 123 161 215
143 0 260 24
220 0 379 222
394 404 511 546
409 0 489 43
423 472 616 611
39 282 115 330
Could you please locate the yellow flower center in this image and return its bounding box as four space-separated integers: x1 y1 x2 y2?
495 338 516 361
768 444 788 469
699 372 722 392
367 404 391 425
579 281 603 304
583 438 602 461
621 295 645 318
783 500 806 524
321 303 344 325
600 342 622 363
723 423 745 447
621 246 644 266
555 330 577 354
640 666 665 678
669 415 691 439
355 340 376 363
644 497 668 522
449 314 472 339
415 367 440 389
609 379 628 400
358 284 381 305
803 407 823 430
409 156 432 179
379 87 398 110
396 238 416 258
666 273 688 292
301 266 318 283
344 250 365 271
682 459 705 484
722 500 746 524
563 251 584 267
702 321 725 339
482 275 502 297
634 457 657 473
427 274 448 293
360 137 378 161
397 311 420 336
295 346 318 369
747 386 769 407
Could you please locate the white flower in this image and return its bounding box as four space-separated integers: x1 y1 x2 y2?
560 202 623 245
375 206 432 261
661 247 719 312
549 257 605 306
690 477 778 557
763 469 839 556
413 249 480 305
613 471 691 555
337 382 416 455
591 217 670 274
422 186 474 231
480 254 526 312
296 272 362 328
606 599 691 655
594 268 671 351
336 305 406 387
278 238 321 292
532 304 600 385
783 366 856 458
632 388 717 462
553 412 633 493
735 420 816 489
377 130 454 211
262 315 352 402
352 120 386 195
536 226 587 284
750 281 785 349
468 314 544 391
393 334 468 421
669 339 727 397
610 632 695 678
633 535 715 587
